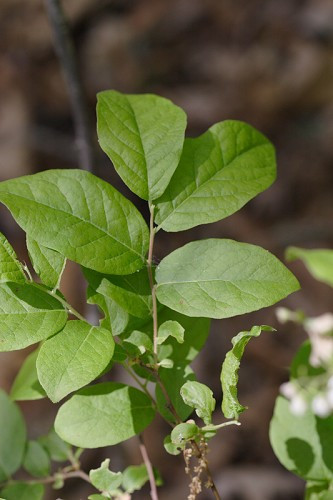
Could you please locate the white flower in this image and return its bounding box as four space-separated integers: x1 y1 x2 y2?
304 313 333 367
280 382 297 400
290 395 307 416
312 394 331 418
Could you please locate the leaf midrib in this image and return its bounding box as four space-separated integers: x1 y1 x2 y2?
0 190 144 260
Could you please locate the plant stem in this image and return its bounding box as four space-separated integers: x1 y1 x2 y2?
46 289 86 322
202 420 241 431
147 203 159 358
139 434 159 500
18 469 91 486
122 362 157 409
192 441 221 500
44 0 95 172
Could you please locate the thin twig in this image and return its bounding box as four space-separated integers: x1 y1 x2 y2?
139 434 159 500
18 469 91 486
147 203 159 358
44 0 95 172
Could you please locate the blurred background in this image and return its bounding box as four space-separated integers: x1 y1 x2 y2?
0 0 333 498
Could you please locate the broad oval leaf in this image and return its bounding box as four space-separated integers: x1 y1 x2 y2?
0 169 149 274
0 282 67 351
55 382 155 448
270 396 333 481
155 239 300 318
97 90 187 201
0 390 26 481
37 320 115 402
27 236 66 289
157 320 185 345
10 349 46 401
221 325 275 419
0 482 44 500
286 247 333 288
155 120 276 232
0 232 25 284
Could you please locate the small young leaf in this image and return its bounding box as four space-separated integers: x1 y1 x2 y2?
23 440 50 478
26 236 66 289
286 247 333 288
87 286 129 335
156 365 196 423
0 169 149 275
0 232 26 283
38 428 71 462
154 120 276 232
83 267 152 320
0 390 26 481
221 325 275 419
180 381 216 425
55 383 155 448
90 459 122 493
37 320 115 402
171 422 199 445
163 435 182 455
158 358 174 369
0 282 67 351
97 90 187 201
123 330 153 355
10 349 46 401
0 482 44 500
122 464 162 493
157 320 185 345
156 239 300 318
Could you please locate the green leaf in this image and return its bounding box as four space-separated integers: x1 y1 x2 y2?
84 267 152 319
286 247 333 288
305 481 333 500
10 349 46 401
23 440 50 478
38 428 71 462
87 286 129 335
123 330 153 355
0 482 44 500
0 169 149 274
171 422 199 445
0 282 67 351
37 320 115 402
157 320 184 345
90 458 122 493
153 308 210 365
0 232 26 284
155 120 276 232
156 365 196 423
155 239 300 318
270 396 333 481
290 341 325 381
0 390 26 481
221 325 274 419
180 381 216 425
163 435 182 455
97 90 187 200
55 382 155 448
122 464 162 493
27 236 66 289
